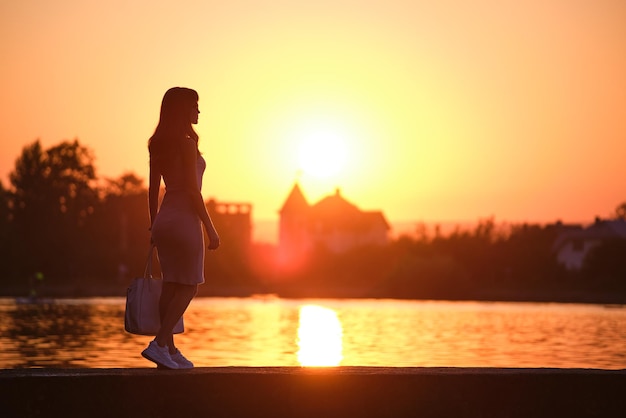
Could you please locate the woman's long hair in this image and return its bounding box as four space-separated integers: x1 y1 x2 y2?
148 87 199 164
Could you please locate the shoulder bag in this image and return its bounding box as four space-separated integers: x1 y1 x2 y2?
124 245 185 335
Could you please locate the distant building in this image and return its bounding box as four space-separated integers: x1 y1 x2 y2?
279 183 389 261
553 218 626 271
207 199 252 250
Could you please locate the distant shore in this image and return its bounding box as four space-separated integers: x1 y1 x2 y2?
1 282 624 306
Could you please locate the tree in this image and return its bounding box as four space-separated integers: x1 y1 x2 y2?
104 172 146 197
614 202 626 220
9 139 99 281
91 172 150 282
581 238 626 291
0 181 11 279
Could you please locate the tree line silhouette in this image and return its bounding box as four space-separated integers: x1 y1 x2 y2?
1 139 625 303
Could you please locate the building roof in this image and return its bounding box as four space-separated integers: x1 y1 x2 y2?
279 183 309 215
307 188 389 233
310 188 360 219
279 184 390 233
361 211 391 230
552 219 626 252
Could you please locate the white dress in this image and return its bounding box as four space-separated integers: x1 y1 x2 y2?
151 152 206 285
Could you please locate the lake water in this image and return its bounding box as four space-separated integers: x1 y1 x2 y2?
1 297 625 369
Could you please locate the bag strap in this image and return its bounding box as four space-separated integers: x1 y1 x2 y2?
144 245 155 279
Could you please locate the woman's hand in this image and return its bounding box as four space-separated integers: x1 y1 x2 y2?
207 229 220 250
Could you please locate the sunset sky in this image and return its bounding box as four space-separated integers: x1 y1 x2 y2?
2 0 625 239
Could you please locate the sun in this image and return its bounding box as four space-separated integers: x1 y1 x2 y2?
297 127 348 179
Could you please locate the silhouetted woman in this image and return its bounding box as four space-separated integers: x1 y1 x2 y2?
142 87 220 369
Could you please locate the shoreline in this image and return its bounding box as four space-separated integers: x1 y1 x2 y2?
2 284 625 306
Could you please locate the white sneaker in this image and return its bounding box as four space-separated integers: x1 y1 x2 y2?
170 349 194 369
142 340 179 369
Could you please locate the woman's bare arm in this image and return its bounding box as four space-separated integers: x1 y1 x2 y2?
148 157 161 230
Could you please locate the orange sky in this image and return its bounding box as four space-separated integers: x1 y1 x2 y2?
2 0 626 236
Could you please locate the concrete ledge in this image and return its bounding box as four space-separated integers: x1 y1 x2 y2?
1 367 625 417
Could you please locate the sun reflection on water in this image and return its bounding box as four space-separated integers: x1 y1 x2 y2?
297 304 343 367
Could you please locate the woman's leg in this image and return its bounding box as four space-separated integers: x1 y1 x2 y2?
158 282 177 350
155 282 198 352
